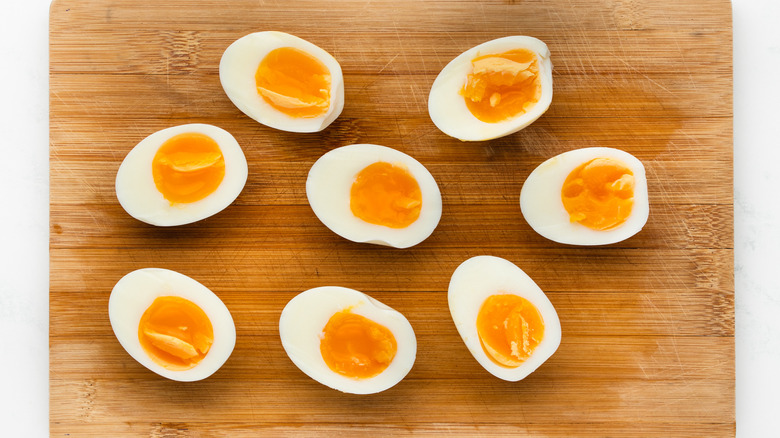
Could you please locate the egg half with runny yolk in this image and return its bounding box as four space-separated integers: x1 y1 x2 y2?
306 144 442 248
108 268 236 382
279 286 417 394
448 256 561 381
220 31 345 133
520 147 649 246
428 36 553 141
115 124 248 227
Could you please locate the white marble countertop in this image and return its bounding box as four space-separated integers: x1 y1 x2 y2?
1 0 777 435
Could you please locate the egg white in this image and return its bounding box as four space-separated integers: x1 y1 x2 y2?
219 31 345 133
279 286 417 394
520 147 649 246
448 256 561 382
306 144 442 249
115 123 248 227
428 36 553 141
108 268 236 382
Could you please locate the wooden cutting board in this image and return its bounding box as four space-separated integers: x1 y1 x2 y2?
49 0 734 436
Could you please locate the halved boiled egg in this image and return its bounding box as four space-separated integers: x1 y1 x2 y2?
306 144 442 248
448 256 561 381
219 31 345 133
520 147 649 245
108 268 236 382
279 286 417 394
428 36 553 141
115 123 248 227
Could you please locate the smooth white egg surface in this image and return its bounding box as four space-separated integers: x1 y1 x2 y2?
219 31 345 133
306 144 442 248
428 36 553 141
448 256 561 382
279 286 417 394
520 147 649 246
115 123 248 227
108 268 236 382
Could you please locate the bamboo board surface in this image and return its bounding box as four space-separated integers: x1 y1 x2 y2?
49 0 734 436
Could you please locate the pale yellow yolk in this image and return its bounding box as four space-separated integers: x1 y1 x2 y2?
561 157 635 231
460 49 542 123
152 132 225 204
255 47 331 118
477 294 545 368
320 310 397 379
350 161 422 229
138 296 214 371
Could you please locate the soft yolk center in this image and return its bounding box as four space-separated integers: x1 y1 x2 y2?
350 161 422 229
460 49 541 124
320 310 397 379
561 157 635 231
138 296 214 371
477 294 545 368
152 132 225 205
255 47 331 118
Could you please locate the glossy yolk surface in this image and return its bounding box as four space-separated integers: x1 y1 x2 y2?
152 132 225 204
350 161 422 229
255 47 331 118
477 294 544 368
138 296 214 371
561 157 635 231
460 49 541 123
320 310 397 379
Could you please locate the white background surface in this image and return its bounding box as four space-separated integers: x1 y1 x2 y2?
1 0 777 435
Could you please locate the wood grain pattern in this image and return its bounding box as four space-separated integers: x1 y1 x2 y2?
50 0 734 436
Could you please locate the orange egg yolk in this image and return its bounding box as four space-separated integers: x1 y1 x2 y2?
320 310 397 379
477 294 545 368
350 161 422 229
460 49 541 124
561 157 635 231
138 296 214 371
255 47 331 118
151 132 225 205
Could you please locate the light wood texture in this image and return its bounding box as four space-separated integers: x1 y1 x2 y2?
50 0 734 436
